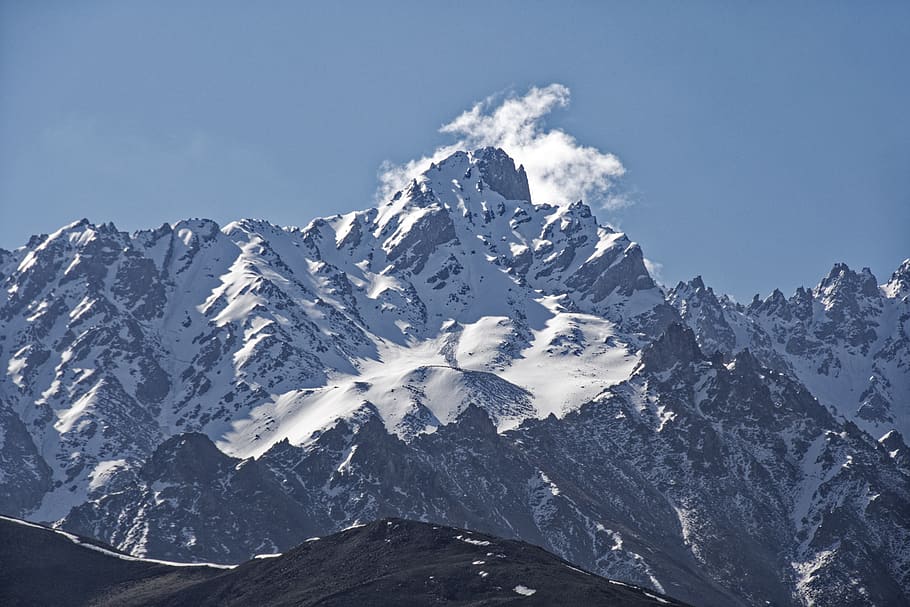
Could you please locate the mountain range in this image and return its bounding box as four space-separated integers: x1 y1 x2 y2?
1 147 908 606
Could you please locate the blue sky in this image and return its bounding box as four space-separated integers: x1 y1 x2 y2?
1 1 908 301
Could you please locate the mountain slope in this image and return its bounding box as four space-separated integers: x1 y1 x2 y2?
0 148 668 522
59 327 910 606
0 515 689 607
1 147 908 606
0 515 222 607
669 260 910 443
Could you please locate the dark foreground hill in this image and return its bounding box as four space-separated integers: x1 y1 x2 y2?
0 515 689 606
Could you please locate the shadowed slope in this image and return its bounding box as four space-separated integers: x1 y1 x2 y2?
0 515 689 606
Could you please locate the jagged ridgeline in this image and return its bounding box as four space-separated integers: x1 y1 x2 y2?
1 147 908 606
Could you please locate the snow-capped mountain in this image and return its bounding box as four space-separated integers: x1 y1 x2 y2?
0 148 670 522
1 147 908 606
668 261 910 443
55 325 910 606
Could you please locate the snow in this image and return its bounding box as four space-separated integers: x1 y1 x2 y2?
456 534 492 546
529 470 562 525
7 353 27 389
498 296 637 422
335 444 358 475
63 253 82 276
54 380 104 434
513 585 537 596
383 205 436 251
221 299 634 457
232 317 276 369
792 547 838 599
509 242 528 256
584 229 626 264
792 433 843 530
196 156 648 457
208 285 265 328
563 564 592 576
669 500 701 561
643 591 671 604
16 250 39 273
454 316 513 367
0 515 234 569
88 459 128 492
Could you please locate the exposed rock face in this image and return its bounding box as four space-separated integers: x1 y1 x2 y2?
669 260 910 443
0 399 52 514
473 146 533 203
637 322 705 371
65 432 315 561
59 328 910 606
880 430 910 473
667 276 737 356
1 148 908 606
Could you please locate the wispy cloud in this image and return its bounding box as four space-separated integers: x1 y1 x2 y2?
378 84 626 208
643 257 664 284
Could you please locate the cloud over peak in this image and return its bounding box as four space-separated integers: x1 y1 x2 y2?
379 84 626 208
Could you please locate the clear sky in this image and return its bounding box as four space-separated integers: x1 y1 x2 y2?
1 1 908 301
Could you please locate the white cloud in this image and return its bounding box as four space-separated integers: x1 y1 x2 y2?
643 258 664 284
378 84 626 208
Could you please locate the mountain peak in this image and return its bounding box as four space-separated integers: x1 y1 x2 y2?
452 403 498 438
729 348 761 374
427 148 531 203
639 322 704 373
142 432 230 483
472 147 532 203
884 258 910 299
817 262 879 299
669 276 715 302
